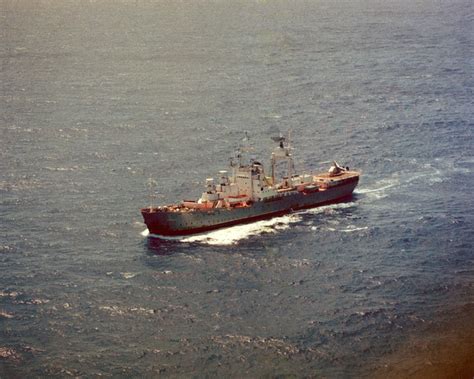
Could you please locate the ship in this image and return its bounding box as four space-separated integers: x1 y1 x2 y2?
141 135 360 237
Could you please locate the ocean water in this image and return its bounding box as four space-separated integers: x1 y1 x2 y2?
1 0 473 377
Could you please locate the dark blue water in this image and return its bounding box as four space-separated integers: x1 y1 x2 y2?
1 0 473 377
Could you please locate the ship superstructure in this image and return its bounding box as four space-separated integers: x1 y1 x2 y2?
141 135 360 237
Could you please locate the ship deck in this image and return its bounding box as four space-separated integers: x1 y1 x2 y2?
313 170 360 180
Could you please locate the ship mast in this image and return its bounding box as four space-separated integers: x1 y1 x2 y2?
271 132 294 187
287 129 292 180
147 178 157 211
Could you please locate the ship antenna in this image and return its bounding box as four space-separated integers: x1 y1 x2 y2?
147 178 157 211
287 129 294 179
237 131 253 166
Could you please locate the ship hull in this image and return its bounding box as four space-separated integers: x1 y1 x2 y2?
141 176 359 237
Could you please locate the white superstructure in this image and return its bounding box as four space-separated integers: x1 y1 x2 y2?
182 134 350 210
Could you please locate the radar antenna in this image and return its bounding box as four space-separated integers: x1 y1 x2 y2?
271 133 286 148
